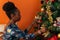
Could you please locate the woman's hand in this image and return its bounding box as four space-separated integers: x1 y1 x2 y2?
34 30 41 35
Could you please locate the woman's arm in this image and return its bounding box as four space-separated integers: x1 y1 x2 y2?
24 19 36 33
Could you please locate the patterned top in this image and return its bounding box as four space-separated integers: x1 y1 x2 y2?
3 24 35 40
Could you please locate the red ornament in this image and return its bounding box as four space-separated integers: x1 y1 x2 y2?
48 35 58 40
46 0 48 2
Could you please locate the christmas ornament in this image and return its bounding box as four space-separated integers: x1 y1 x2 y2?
53 21 57 27
56 17 60 27
41 7 45 12
48 35 57 40
35 15 40 20
58 33 60 38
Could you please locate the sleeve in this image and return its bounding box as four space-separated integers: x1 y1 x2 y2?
15 28 35 40
15 28 25 39
24 33 35 40
15 28 35 39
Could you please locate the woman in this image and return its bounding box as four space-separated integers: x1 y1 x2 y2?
2 2 41 40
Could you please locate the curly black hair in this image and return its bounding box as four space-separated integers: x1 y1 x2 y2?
3 2 17 19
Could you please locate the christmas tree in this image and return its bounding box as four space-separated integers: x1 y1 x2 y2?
34 0 60 40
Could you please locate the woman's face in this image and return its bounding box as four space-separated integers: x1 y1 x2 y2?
13 9 21 22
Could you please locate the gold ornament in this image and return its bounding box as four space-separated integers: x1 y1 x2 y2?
46 6 53 23
58 33 60 38
41 8 44 12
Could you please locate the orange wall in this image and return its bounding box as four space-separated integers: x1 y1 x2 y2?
0 0 41 30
